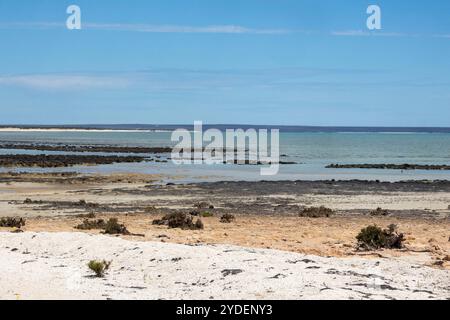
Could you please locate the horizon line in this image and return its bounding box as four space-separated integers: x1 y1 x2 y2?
1 124 450 130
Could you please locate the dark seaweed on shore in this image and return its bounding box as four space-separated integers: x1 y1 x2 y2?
0 144 172 154
0 154 146 168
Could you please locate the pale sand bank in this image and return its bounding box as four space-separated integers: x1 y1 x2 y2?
0 128 168 133
0 232 449 300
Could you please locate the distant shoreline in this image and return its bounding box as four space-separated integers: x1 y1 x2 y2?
0 128 170 133
1 125 450 133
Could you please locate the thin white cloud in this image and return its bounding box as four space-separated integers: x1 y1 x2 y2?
0 68 379 92
0 21 290 34
331 30 370 37
84 23 290 34
433 34 450 39
1 68 444 93
0 74 130 90
2 22 448 38
0 22 64 29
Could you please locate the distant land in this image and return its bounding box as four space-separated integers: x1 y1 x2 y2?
1 124 450 133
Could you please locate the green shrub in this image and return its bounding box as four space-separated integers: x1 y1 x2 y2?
200 211 214 217
88 260 111 277
299 206 334 218
356 224 405 250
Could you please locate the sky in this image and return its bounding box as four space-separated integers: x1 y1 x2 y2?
0 0 450 126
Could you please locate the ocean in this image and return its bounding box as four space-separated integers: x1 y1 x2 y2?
1 129 450 182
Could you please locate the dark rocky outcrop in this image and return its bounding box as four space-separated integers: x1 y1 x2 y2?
327 163 450 171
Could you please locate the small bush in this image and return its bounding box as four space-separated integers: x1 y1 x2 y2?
75 219 106 230
0 217 26 228
195 219 204 230
88 260 111 277
167 213 190 228
103 218 130 235
370 207 390 216
299 206 334 218
153 212 203 230
200 211 214 217
356 224 405 250
152 212 181 226
220 214 236 223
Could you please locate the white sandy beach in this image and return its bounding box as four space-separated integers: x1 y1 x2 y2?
0 231 448 300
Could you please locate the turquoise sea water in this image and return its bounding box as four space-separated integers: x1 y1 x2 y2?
1 131 450 182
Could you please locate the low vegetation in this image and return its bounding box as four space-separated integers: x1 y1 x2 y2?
200 211 214 217
356 224 405 250
103 218 131 235
299 206 334 218
75 218 135 236
87 260 111 278
194 218 204 230
153 212 204 230
220 214 236 223
0 217 26 228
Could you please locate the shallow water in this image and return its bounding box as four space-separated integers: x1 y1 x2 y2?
1 130 450 182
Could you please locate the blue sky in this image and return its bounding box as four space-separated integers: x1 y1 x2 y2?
0 0 450 126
